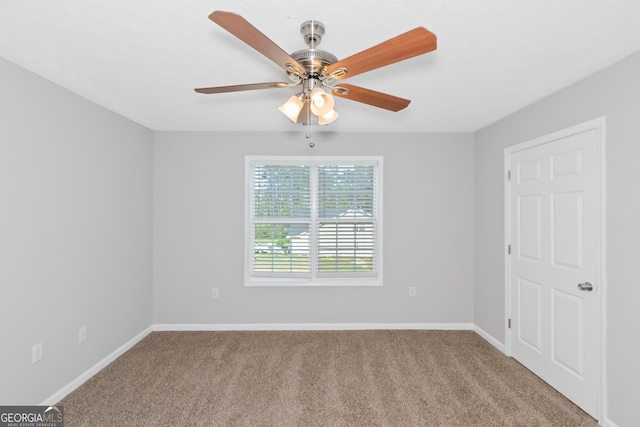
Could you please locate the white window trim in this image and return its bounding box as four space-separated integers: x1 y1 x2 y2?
244 156 383 287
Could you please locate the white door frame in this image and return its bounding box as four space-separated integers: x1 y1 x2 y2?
504 117 607 420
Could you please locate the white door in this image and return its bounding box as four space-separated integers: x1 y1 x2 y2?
507 122 602 418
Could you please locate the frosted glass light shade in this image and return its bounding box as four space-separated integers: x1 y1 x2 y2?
318 109 338 125
278 95 304 122
309 88 335 116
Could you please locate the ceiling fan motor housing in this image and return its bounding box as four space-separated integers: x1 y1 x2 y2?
290 49 338 76
285 20 340 83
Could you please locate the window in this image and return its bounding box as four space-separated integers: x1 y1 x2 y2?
245 156 382 286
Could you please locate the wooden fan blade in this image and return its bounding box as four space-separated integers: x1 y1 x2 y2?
323 27 436 80
331 84 411 112
194 82 292 94
210 11 306 77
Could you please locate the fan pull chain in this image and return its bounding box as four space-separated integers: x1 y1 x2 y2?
306 101 312 140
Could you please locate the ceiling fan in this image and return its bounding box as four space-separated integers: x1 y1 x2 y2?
195 11 437 128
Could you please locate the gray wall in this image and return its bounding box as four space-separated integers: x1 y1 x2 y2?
474 50 640 426
153 131 475 325
0 58 154 404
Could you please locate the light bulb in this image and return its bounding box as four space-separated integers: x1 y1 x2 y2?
313 94 325 108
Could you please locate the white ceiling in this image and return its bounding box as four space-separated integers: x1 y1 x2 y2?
1 0 640 133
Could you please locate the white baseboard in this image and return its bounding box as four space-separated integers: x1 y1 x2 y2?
601 418 620 427
153 322 475 331
39 326 152 405
473 324 506 354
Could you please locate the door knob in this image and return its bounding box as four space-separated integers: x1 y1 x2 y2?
577 282 593 292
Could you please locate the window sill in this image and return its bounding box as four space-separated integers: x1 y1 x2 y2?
244 278 383 287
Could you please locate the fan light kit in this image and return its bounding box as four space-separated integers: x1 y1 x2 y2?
195 11 437 139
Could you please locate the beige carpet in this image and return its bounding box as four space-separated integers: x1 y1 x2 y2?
59 330 597 426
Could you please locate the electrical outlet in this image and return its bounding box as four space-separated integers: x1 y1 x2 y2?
79 326 87 344
32 343 43 363
211 288 219 299
409 287 416 297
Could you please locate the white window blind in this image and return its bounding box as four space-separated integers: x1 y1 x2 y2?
246 157 382 286
317 165 376 276
251 164 311 277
